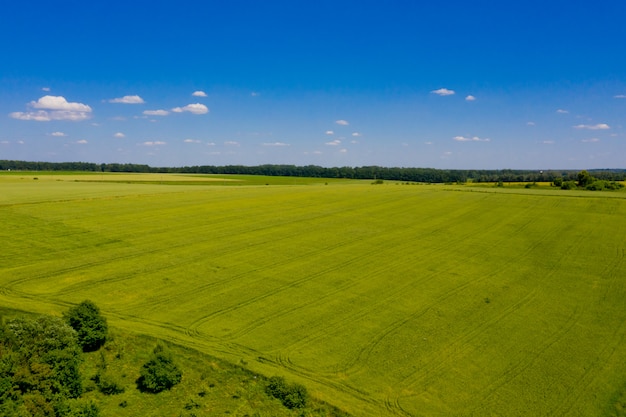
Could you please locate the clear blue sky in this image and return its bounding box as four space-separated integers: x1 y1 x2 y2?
1 0 625 169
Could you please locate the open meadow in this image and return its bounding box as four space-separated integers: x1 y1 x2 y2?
1 172 626 416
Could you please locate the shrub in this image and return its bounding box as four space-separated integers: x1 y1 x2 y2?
561 180 577 190
265 375 308 409
95 373 125 395
137 345 182 393
64 301 108 352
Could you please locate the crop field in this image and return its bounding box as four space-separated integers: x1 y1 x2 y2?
1 173 626 416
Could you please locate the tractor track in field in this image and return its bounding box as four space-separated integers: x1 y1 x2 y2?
467 226 625 416
199 196 507 348
332 202 559 378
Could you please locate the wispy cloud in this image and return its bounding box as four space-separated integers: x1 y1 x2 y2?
581 138 600 143
351 132 362 137
141 141 166 146
251 92 259 97
325 130 334 135
431 88 455 96
326 139 342 146
527 121 536 126
556 109 569 114
114 132 125 138
465 95 476 101
50 131 66 137
192 91 207 97
224 141 240 146
335 119 349 126
109 95 145 104
543 140 555 144
184 139 201 143
614 94 626 99
76 139 88 144
339 148 348 153
453 135 490 142
42 87 50 92
172 103 209 114
143 110 170 116
262 142 290 147
573 123 610 130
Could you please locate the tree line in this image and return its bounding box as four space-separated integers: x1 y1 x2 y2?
2 160 625 183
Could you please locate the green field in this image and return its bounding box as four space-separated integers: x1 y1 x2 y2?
2 173 626 416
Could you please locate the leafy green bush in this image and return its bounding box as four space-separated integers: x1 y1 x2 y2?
64 300 108 352
561 180 577 190
137 344 182 393
95 373 125 395
266 375 308 409
0 316 84 414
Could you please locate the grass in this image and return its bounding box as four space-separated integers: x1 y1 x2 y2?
0 307 347 417
1 173 626 415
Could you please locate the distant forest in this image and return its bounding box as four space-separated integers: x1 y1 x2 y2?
2 160 626 183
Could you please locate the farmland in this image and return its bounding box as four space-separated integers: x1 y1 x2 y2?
1 173 626 416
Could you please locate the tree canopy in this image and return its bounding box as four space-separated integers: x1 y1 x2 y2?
63 300 108 352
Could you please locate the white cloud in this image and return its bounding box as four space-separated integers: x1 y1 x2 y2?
556 109 569 114
582 138 600 143
172 103 209 114
527 121 536 126
114 132 125 138
352 132 362 137
11 95 92 122
543 140 555 144
326 139 342 146
335 119 349 126
76 139 88 144
350 140 359 144
431 88 455 96
251 92 259 97
141 141 166 146
206 142 216 146
262 142 290 147
143 110 170 116
50 131 66 137
11 110 90 122
10 111 51 121
614 95 626 99
339 148 348 153
325 130 334 135
425 141 433 145
1 140 9 145
42 87 50 92
184 139 200 143
453 135 491 142
109 95 145 104
573 123 610 130
31 96 91 112
224 141 240 146
192 91 208 97
465 95 476 101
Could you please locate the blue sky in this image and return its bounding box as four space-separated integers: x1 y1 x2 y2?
1 1 625 169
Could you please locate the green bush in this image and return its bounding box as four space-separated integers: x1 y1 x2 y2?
137 345 182 393
561 180 577 190
64 301 108 352
95 373 125 395
265 375 308 409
